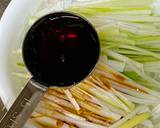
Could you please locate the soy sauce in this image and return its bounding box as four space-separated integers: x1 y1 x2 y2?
23 12 100 87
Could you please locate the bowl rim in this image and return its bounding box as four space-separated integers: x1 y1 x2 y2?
0 0 42 109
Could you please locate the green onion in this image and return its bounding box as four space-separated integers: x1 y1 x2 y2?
118 112 150 128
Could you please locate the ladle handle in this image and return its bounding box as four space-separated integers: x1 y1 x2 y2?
0 78 47 128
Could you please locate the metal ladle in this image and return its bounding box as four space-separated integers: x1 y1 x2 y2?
0 12 100 128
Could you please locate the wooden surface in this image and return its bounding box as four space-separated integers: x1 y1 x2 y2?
0 0 10 17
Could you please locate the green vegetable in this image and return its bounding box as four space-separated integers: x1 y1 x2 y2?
123 72 141 81
14 0 160 127
118 112 150 128
16 62 25 67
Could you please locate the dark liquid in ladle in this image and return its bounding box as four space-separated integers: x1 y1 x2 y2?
23 12 100 87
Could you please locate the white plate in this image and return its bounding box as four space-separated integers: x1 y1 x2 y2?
0 0 73 108
1 0 160 127
0 0 72 127
0 0 44 109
